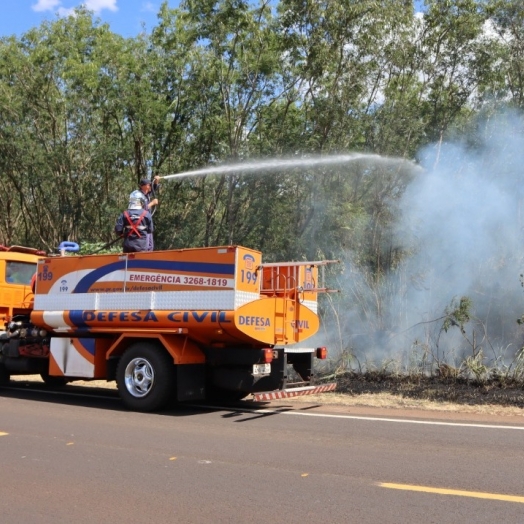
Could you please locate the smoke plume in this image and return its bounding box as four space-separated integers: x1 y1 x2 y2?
321 112 524 369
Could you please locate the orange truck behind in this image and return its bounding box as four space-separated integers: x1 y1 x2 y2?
0 245 337 411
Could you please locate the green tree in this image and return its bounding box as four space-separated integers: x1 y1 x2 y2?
0 9 133 248
482 0 524 108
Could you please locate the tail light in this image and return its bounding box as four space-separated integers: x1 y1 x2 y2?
262 348 273 363
316 347 327 359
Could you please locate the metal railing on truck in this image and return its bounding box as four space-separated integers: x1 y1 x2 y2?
258 259 340 296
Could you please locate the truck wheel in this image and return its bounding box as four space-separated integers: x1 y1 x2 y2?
0 365 10 385
116 342 175 412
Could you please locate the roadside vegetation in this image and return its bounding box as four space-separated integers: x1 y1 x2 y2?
315 294 524 410
316 349 524 411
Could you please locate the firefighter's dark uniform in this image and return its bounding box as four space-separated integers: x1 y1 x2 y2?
115 207 154 253
137 178 159 251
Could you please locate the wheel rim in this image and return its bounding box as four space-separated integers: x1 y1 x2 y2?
124 357 155 398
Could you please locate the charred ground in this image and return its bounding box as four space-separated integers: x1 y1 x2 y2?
319 371 524 411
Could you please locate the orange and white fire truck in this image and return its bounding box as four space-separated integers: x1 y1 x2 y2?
0 244 337 411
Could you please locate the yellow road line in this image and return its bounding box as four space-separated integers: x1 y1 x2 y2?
379 483 524 504
0 432 8 436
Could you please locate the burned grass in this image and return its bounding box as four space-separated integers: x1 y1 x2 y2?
331 371 524 408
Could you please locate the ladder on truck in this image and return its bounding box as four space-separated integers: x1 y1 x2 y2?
259 259 339 344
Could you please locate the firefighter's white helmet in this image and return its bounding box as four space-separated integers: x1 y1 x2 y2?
128 190 146 210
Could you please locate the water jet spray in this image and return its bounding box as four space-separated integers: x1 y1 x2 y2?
158 154 421 181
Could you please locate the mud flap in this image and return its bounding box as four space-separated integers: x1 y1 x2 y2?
176 364 206 401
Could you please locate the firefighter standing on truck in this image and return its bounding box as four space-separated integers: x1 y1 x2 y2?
137 176 160 212
132 176 160 251
115 193 153 253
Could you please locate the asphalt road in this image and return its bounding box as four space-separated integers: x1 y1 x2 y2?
1 384 524 524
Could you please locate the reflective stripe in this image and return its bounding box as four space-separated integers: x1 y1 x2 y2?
252 383 337 401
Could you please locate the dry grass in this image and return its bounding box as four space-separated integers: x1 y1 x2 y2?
285 391 524 416
305 371 524 416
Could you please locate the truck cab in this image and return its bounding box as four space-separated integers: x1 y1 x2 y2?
0 246 44 331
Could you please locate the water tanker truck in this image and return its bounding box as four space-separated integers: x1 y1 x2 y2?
0 244 337 411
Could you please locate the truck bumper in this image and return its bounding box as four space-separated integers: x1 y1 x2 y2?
252 381 337 401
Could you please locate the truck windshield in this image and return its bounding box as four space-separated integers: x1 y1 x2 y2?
5 261 37 285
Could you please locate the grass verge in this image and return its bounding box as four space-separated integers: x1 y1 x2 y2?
307 371 524 416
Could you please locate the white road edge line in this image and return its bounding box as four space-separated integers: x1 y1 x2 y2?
6 387 524 430
196 404 524 430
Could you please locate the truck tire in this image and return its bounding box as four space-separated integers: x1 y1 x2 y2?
0 365 10 386
116 342 175 412
40 370 68 388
